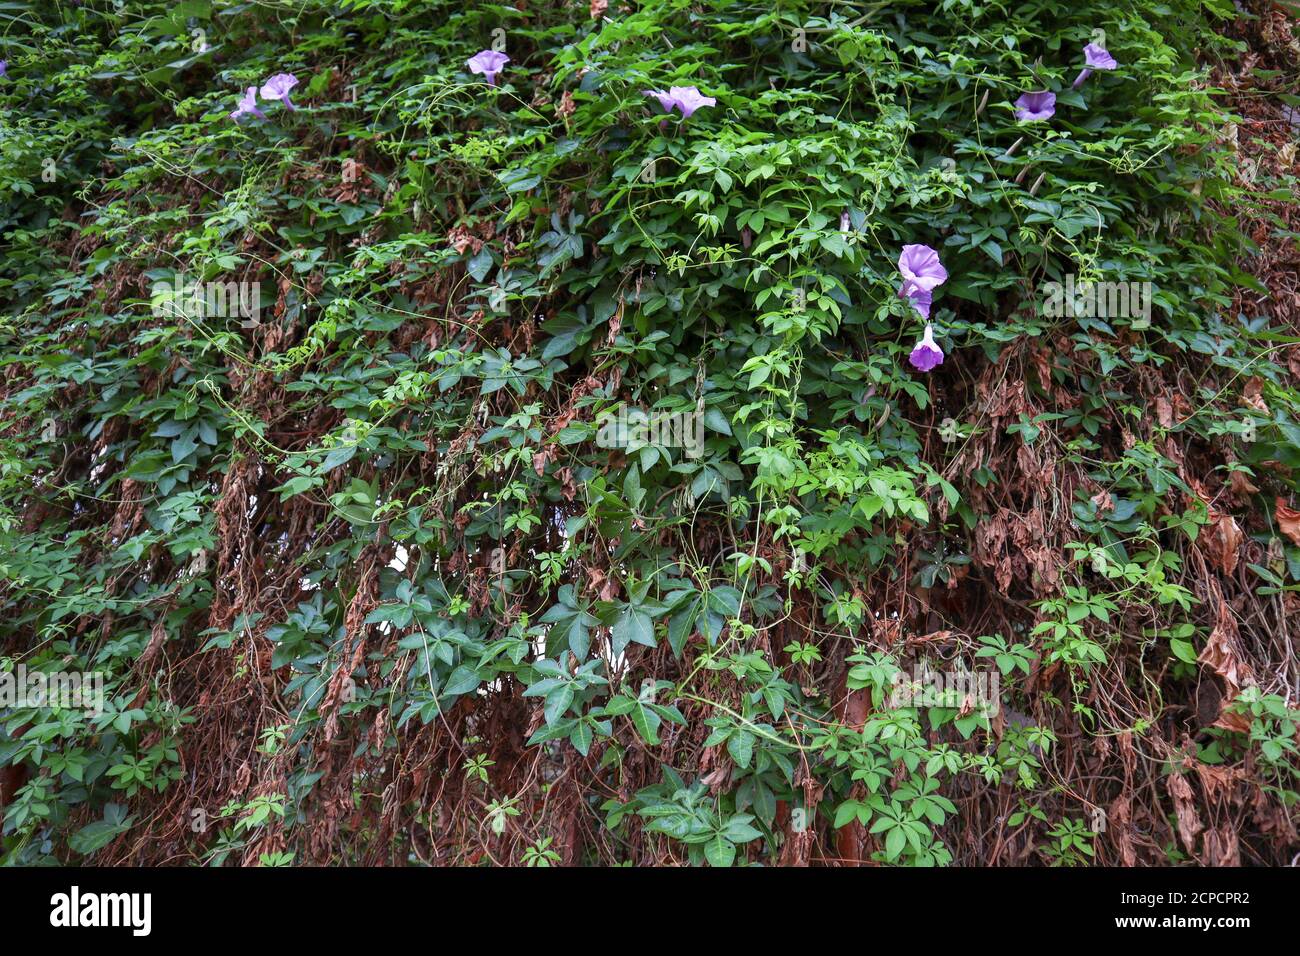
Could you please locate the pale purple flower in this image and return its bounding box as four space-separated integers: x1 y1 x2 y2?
644 89 679 114
909 324 945 372
898 244 948 299
230 86 267 123
668 86 715 118
1014 90 1056 122
643 85 716 119
904 287 934 319
1072 42 1118 90
1085 42 1118 70
898 245 946 319
0 61 7 78
260 73 299 110
468 50 509 86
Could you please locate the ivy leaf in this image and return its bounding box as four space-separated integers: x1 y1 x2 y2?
727 729 754 769
611 604 656 657
442 665 481 697
1170 637 1198 664
570 719 593 755
704 834 736 868
885 825 907 860
544 683 575 726
69 812 136 855
628 701 662 744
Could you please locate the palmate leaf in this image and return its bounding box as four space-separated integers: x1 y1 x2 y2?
3 0 1289 873
539 585 600 660
570 719 594 755
628 700 661 745
441 665 481 697
543 683 575 726
703 835 735 868
611 604 655 657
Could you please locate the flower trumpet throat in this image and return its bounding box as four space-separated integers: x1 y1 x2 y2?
909 324 945 372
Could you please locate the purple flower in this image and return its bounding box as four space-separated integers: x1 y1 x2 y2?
644 89 679 114
1014 90 1056 122
668 86 715 118
898 244 947 299
230 86 267 123
898 245 946 318
468 50 510 86
909 324 945 372
904 287 934 319
259 73 299 110
643 85 716 119
1084 42 1118 70
1073 42 1118 90
0 61 7 78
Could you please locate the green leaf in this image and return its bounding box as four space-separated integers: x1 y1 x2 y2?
1170 637 1198 664
704 835 736 867
726 729 754 769
570 720 593 755
612 605 656 657
628 702 662 744
544 684 575 726
885 825 907 860
442 665 481 696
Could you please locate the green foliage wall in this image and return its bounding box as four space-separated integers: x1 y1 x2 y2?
1 0 1298 865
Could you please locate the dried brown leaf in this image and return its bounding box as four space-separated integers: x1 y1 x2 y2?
1275 497 1300 547
1166 772 1203 852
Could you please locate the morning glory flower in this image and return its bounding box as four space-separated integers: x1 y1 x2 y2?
898 243 948 300
1084 42 1118 69
909 323 945 372
468 50 509 86
230 86 267 122
666 86 715 118
1072 42 1118 90
898 245 946 319
1014 90 1056 122
643 86 716 119
644 89 679 114
905 287 934 319
260 73 299 110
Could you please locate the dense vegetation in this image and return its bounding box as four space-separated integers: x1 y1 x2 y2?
2 0 1298 866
